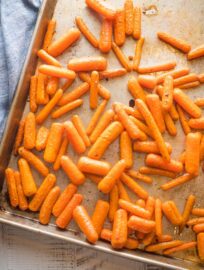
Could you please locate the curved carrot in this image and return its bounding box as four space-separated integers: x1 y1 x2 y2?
39 65 76 80
156 68 190 84
14 171 28 211
160 173 194 191
108 184 119 222
173 73 198 87
157 32 191 53
188 117 204 129
13 118 25 156
42 19 56 51
197 233 204 260
90 71 99 109
163 241 196 255
52 99 83 119
68 56 107 72
162 201 183 225
188 44 204 60
29 76 37 113
179 81 200 89
119 199 150 219
133 7 141 39
120 131 133 168
73 205 98 244
72 115 90 147
36 73 48 105
64 121 86 154
193 223 204 233
133 37 144 71
129 116 153 138
192 208 204 217
92 200 109 235
187 217 204 226
99 19 112 53
114 9 125 46
162 75 173 111
179 195 196 233
77 156 110 176
85 0 116 20
128 76 146 101
53 136 69 171
145 240 183 252
46 77 59 95
138 75 156 89
35 126 49 151
112 42 131 71
37 49 61 67
124 0 133 35
128 215 156 233
117 180 131 202
24 112 36 150
138 61 176 74
99 68 127 79
155 199 162 237
139 166 176 178
75 16 98 48
176 105 191 135
133 141 172 154
126 170 153 184
5 168 18 208
163 112 177 136
145 196 155 219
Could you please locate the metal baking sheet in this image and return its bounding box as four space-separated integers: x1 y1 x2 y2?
0 0 204 269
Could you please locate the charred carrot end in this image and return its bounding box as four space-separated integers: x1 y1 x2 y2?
145 240 183 252
162 75 173 111
124 0 133 35
111 209 128 249
98 160 126 194
119 199 150 219
156 68 190 84
163 241 197 255
39 65 76 80
133 6 141 40
85 0 116 20
35 126 49 152
117 180 131 202
13 118 25 156
128 76 146 101
52 99 83 119
36 73 47 105
90 71 99 109
23 112 36 150
29 76 38 113
53 136 69 171
68 56 107 72
139 166 176 178
73 205 98 244
128 215 156 234
192 208 204 217
126 170 153 184
157 32 191 53
78 156 110 176
188 44 204 60
5 168 19 208
162 201 183 226
109 184 119 222
179 195 196 233
99 68 127 80
176 105 191 135
92 200 109 235
160 173 194 191
120 131 133 168
155 199 162 237
39 186 61 225
197 233 204 260
138 61 176 74
133 37 145 71
42 19 56 51
56 194 83 229
114 9 125 46
112 42 131 71
14 171 28 211
72 115 90 147
99 19 112 53
133 141 172 154
46 77 59 95
37 49 61 67
75 16 98 48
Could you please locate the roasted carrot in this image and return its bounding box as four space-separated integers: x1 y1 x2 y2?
129 116 153 138
72 115 90 147
73 205 98 244
126 170 153 184
85 0 116 20
68 56 107 72
29 75 38 113
143 232 155 246
200 135 204 161
120 131 133 168
176 105 191 135
37 49 61 67
42 19 56 51
52 99 83 119
90 71 99 109
133 7 141 39
145 240 183 252
119 199 150 219
162 75 173 111
157 32 191 53
189 117 204 129
193 223 204 233
53 136 69 171
92 200 109 235
124 0 133 35
160 173 194 191
188 44 204 60
155 199 162 237
39 65 76 80
187 217 204 226
198 73 204 83
138 61 176 74
192 208 204 217
61 155 85 185
99 68 127 79
77 156 110 176
23 112 36 150
13 118 25 156
163 112 177 136
194 98 204 107
128 215 156 233
35 126 49 151
99 19 112 53
14 171 28 211
39 186 61 225
114 9 125 46
133 141 172 154
52 183 77 217
157 235 173 243
128 76 146 101
5 168 18 208
75 16 98 48
179 81 200 89
46 77 59 95
145 196 155 219
112 42 131 71
173 73 198 87
138 75 156 89
117 180 131 202
61 78 75 92
156 68 190 84
197 233 204 260
36 73 48 105
109 184 119 222
139 166 176 178
133 37 145 71
162 201 183 226
179 195 196 233
163 241 196 255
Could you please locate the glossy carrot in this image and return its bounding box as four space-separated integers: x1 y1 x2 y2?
162 75 173 111
133 7 141 39
129 116 153 138
72 115 90 147
145 240 183 252
119 199 150 219
42 19 56 51
163 112 177 136
187 217 204 226
108 184 119 222
156 68 190 84
194 98 204 107
163 241 196 255
68 56 107 72
187 44 204 60
29 75 38 113
23 112 36 150
99 19 112 53
128 215 156 233
90 71 99 109
35 126 49 151
5 168 18 208
120 131 133 168
53 135 69 171
77 156 110 176
133 37 145 71
145 196 155 219
39 65 76 80
52 99 83 119
114 9 125 46
128 76 146 101
126 170 153 184
99 68 127 79
112 42 131 71
193 223 204 233
138 61 176 74
133 141 172 154
37 49 61 67
46 77 59 95
14 171 28 211
192 208 204 217
173 73 198 87
189 118 204 129
139 166 176 178
13 118 25 156
197 233 204 260
179 195 196 233
36 73 48 105
179 81 200 89
160 173 194 191
162 201 183 225
138 75 156 89
85 0 116 20
117 180 131 202
124 0 133 35
155 199 162 237
157 235 173 243
92 200 109 235
176 105 191 135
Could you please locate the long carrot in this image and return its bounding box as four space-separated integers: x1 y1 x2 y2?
162 201 183 225
39 65 76 80
173 73 198 87
133 141 172 154
162 75 173 111
14 171 28 211
42 19 56 51
192 208 204 217
139 166 176 178
13 119 25 156
176 105 191 135
138 61 176 74
72 115 90 147
53 135 69 171
197 233 204 260
119 199 150 219
187 217 204 226
29 76 38 113
133 7 141 39
179 195 196 233
35 126 49 151
179 81 200 89
114 9 125 46
128 76 146 101
24 112 36 150
155 199 162 237
120 131 133 168
163 111 177 136
187 44 204 60
128 215 156 233
85 0 116 20
160 173 194 191
112 42 131 71
68 56 107 72
90 71 99 109
163 241 196 255
117 180 131 202
145 240 183 252
5 168 19 208
36 73 48 105
92 200 109 235
133 37 145 71
126 170 153 184
77 156 110 176
99 68 127 79
108 184 119 222
124 0 133 35
46 77 59 95
37 49 61 67
99 19 112 53
52 99 83 119
156 68 190 84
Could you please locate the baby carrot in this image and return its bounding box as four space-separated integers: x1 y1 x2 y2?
156 68 190 84
179 151 186 165
173 73 198 87
138 61 177 74
143 232 155 246
193 223 204 233
157 235 173 243
126 170 153 184
5 168 18 208
42 19 56 51
99 68 127 79
129 116 153 138
37 49 61 67
90 71 99 109
14 171 28 211
53 136 69 171
56 194 83 229
124 0 133 35
46 77 59 95
145 240 183 252
68 56 107 72
145 154 183 173
36 89 63 124
162 201 183 225
176 105 191 135
92 200 109 235
18 158 37 197
135 99 170 161
185 132 201 175
18 147 49 177
111 209 128 249
194 98 204 108
39 186 60 225
72 115 90 147
36 73 47 105
52 183 77 217
162 75 173 111
64 121 86 154
128 215 156 233
119 199 150 219
160 173 194 191
98 160 126 193
77 156 110 176
145 94 166 133
133 141 172 154
39 65 76 80
163 242 196 255
155 199 162 237
52 99 83 119
138 75 157 89
163 112 177 136
133 37 145 71
187 217 204 226
198 73 204 83
112 42 131 71
114 9 125 46
197 233 204 260
188 44 204 60
61 155 85 185
109 184 119 222
29 75 37 113
44 123 64 163
61 78 75 92
128 76 146 101
200 135 204 161
13 118 25 156
189 118 204 129
85 0 116 20
120 131 133 168
29 174 56 212
35 126 49 151
179 81 200 89
157 32 191 53
133 7 141 39
23 112 36 150
145 196 155 219
179 195 196 233
192 208 204 217
75 16 98 48
99 19 112 53
88 121 123 160
139 166 176 178
117 180 131 202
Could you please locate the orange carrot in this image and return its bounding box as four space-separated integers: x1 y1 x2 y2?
155 199 162 237
111 209 128 249
119 199 150 219
163 112 177 136
68 56 107 72
42 19 56 51
162 201 183 225
189 118 204 129
88 121 123 159
120 131 133 168
193 223 204 233
156 68 190 84
179 81 200 89
143 232 155 246
64 121 86 154
117 180 131 202
128 215 156 233
36 73 48 105
14 171 28 211
99 68 127 79
52 183 77 217
37 49 61 67
176 105 191 135
98 160 126 193
61 155 85 185
18 147 49 177
112 42 131 71
92 200 109 235
44 123 64 163
39 65 76 80
29 75 37 113
157 235 173 243
128 76 146 101
145 196 155 219
163 241 196 255
52 99 83 119
197 233 204 260
85 0 116 20
129 116 153 138
124 0 133 35
200 135 204 161
133 37 144 71
138 61 176 74
145 154 183 173
23 112 36 150
13 118 25 156
77 156 110 176
145 240 183 252
160 173 194 191
187 44 204 60
157 32 191 53
187 217 204 226
173 73 198 87
194 98 204 107
56 194 83 229
29 174 56 212
46 77 59 95
109 185 119 222
99 19 112 53
114 9 125 46
35 126 49 151
72 115 90 147
179 151 186 165
162 75 173 111
133 7 141 39
126 170 153 184
61 78 75 92
90 71 99 109
192 208 204 217
179 195 196 233
138 75 156 89
75 16 98 48
139 166 176 178
198 73 204 83
133 141 172 154
5 168 18 208
39 186 61 225
73 205 98 244
18 158 37 197
53 136 69 171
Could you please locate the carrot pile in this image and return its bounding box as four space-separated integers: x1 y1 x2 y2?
5 0 204 263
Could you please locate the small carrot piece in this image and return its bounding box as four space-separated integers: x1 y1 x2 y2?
111 209 128 249
139 166 176 178
53 135 69 171
143 232 155 246
164 242 197 255
128 215 156 233
14 171 28 211
61 78 75 92
124 0 133 35
156 68 190 84
98 160 126 194
64 121 86 154
23 112 36 150
114 9 125 46
173 73 198 87
119 199 150 219
176 105 191 135
187 217 204 226
52 183 77 217
75 16 98 48
157 32 191 53
160 173 194 191
194 98 204 107
145 154 183 173
92 200 109 235
189 117 204 129
120 131 133 168
133 37 144 71
88 121 123 160
145 240 183 252
99 68 127 79
112 42 131 71
126 170 153 184
117 180 131 202
46 77 59 95
13 119 25 156
29 75 38 113
68 56 107 72
90 71 99 109
42 19 56 51
185 132 201 175
18 147 49 177
29 174 56 212
145 196 155 219
192 208 204 217
155 199 162 237
199 73 204 83
61 155 85 185
39 65 76 80
18 158 37 197
133 7 141 39
162 75 173 111
44 123 64 163
133 141 172 154
138 75 156 89
39 186 61 225
109 185 119 222
99 19 112 53
163 112 177 136
193 223 204 234
129 116 153 138
56 194 83 229
35 126 49 151
179 81 200 89
73 205 98 244
5 168 19 208
138 61 176 74
36 73 48 105
72 115 90 147
162 201 183 225
52 99 83 119
85 0 116 20
157 235 173 243
128 76 146 101
77 156 110 176
197 233 204 260
187 44 204 60
179 195 196 233
200 135 204 161
37 49 61 67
